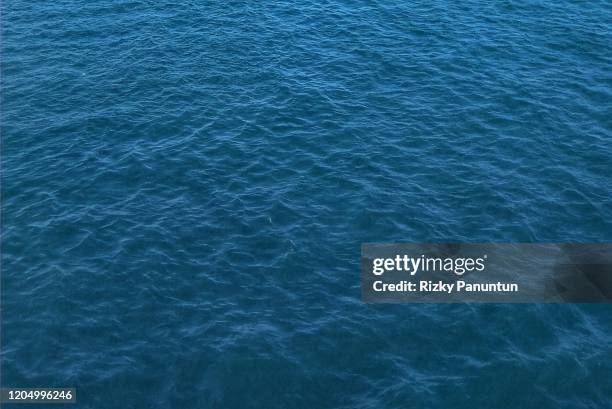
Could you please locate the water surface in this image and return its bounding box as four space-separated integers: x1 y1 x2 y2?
2 1 612 408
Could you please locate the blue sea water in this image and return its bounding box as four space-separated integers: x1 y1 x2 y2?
1 0 612 408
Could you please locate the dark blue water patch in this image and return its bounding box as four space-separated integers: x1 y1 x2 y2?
2 0 611 408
